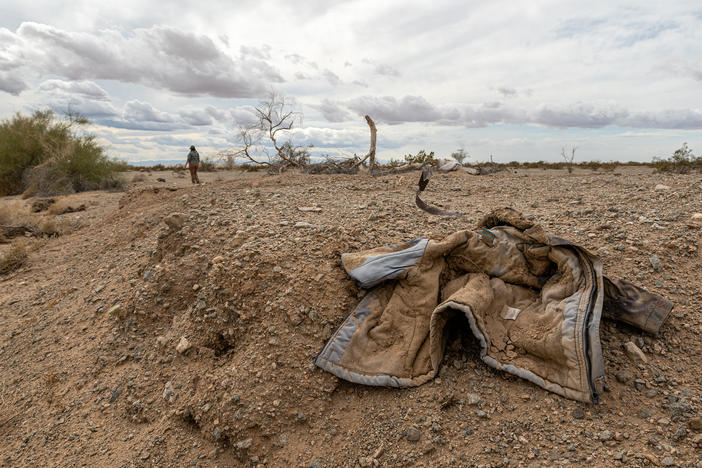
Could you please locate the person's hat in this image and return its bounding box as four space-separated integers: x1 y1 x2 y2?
190 145 196 150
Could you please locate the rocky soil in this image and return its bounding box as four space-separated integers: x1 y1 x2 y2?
1 166 701 467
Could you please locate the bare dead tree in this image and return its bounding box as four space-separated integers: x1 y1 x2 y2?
561 145 577 173
233 93 306 167
353 115 377 172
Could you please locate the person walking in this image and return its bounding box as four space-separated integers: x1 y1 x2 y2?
185 145 200 184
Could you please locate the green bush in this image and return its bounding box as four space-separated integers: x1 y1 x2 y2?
0 110 122 196
404 150 436 165
653 143 701 173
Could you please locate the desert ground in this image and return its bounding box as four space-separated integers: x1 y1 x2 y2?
0 166 701 467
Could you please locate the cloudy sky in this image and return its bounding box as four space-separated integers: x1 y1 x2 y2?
1 1 701 164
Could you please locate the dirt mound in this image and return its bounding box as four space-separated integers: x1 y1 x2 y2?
1 167 701 467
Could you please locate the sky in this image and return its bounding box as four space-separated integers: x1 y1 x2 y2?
1 0 701 164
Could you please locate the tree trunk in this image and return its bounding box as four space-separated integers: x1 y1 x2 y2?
365 115 377 174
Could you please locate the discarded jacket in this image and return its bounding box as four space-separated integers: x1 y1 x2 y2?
316 208 672 403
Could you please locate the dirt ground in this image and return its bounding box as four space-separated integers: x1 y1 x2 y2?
1 166 701 467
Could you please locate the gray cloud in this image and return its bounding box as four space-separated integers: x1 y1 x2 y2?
124 100 178 124
323 69 341 86
534 103 628 128
36 79 118 116
497 86 517 97
0 73 28 95
8 22 283 98
374 64 400 77
314 99 352 122
347 95 441 124
342 95 702 130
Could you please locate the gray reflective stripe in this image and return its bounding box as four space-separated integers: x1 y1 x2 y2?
345 238 429 288
315 292 419 386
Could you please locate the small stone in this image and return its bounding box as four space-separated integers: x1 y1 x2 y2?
309 461 322 468
649 254 662 272
572 408 585 419
615 370 633 384
599 430 613 441
213 428 222 441
466 393 481 405
405 426 421 441
162 381 174 401
294 221 316 228
662 456 675 466
654 184 670 191
192 284 200 291
108 304 126 319
689 416 702 432
273 266 282 273
692 213 702 220
236 438 252 450
212 256 224 264
156 335 168 346
164 213 185 231
176 336 191 354
637 408 653 419
624 341 648 363
672 424 688 441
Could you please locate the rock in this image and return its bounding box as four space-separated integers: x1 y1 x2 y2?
672 424 687 441
661 456 675 466
108 304 126 320
689 416 702 432
572 408 585 419
156 336 168 346
212 255 224 264
213 428 222 441
164 213 185 231
162 381 175 401
405 426 421 441
654 184 670 191
692 213 702 220
637 408 653 419
294 221 316 229
156 178 166 182
615 370 633 384
693 433 702 447
297 206 322 212
649 254 662 272
624 341 648 363
236 438 252 450
308 461 322 468
176 336 191 354
466 393 481 405
598 430 613 441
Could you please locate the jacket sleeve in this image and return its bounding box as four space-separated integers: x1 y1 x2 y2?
602 276 673 334
341 238 429 288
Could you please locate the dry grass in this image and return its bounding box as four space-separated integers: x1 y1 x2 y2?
0 241 27 275
0 202 35 227
48 198 87 216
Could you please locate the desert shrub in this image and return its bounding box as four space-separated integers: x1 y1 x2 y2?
450 148 469 165
0 202 35 228
132 173 147 183
0 242 27 275
404 150 436 165
198 157 218 172
0 110 123 196
653 143 701 173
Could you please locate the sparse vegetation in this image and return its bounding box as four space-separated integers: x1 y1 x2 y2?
0 241 27 275
561 145 577 173
653 142 701 173
404 150 436 165
229 92 310 169
450 147 469 165
0 110 123 196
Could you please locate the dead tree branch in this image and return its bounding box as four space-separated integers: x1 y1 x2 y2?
353 115 377 172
